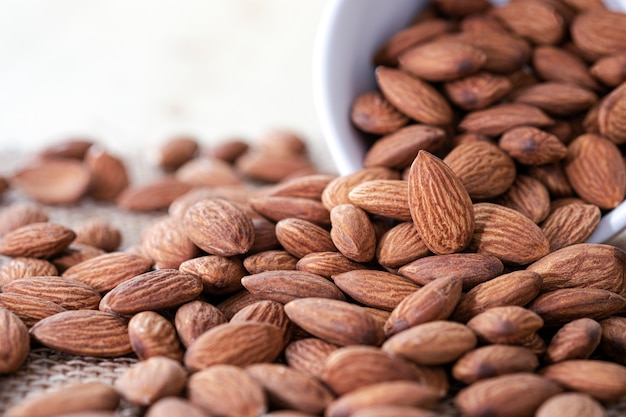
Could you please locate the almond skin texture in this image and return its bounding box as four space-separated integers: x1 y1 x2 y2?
243 250 298 274
0 203 49 236
458 103 553 137
321 167 400 211
467 306 544 344
231 300 293 346
545 318 602 364
571 9 626 58
140 216 199 269
493 175 551 223
535 393 607 417
0 308 29 374
408 150 474 255
376 221 430 269
183 198 255 256
468 203 550 265
241 270 345 304
452 345 539 384
385 276 463 337
492 0 565 45
30 310 132 357
74 219 122 252
0 222 75 259
2 276 101 310
99 269 203 316
128 311 184 361
510 82 597 116
333 270 421 311
0 257 58 289
444 141 516 199
599 316 626 365
249 196 330 226
0 293 66 327
284 298 384 346
275 218 337 259
296 251 366 279
284 337 339 380
330 204 376 262
599 81 626 144
187 365 267 417
4 382 121 417
444 71 513 110
350 91 409 135
382 320 477 365
348 180 411 222
499 126 568 166
541 360 626 402
540 202 601 251
564 133 626 209
376 66 453 126
179 255 247 296
184 321 284 371
533 46 601 91
454 373 562 417
174 300 227 348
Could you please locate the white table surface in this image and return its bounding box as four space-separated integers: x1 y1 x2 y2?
0 0 334 172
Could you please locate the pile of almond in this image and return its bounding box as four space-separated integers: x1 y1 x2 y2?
2 0 626 416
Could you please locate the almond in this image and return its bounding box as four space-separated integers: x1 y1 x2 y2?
184 322 284 371
140 216 199 269
284 337 339 380
375 66 453 126
51 243 106 272
85 146 130 201
99 269 202 316
62 251 153 293
599 316 626 365
329 204 376 262
0 222 75 259
408 151 474 255
174 157 242 187
510 82 597 116
30 310 132 357
114 356 187 405
243 250 298 274
348 406 439 417
541 359 626 402
0 203 48 236
187 364 267 417
0 293 65 327
0 308 29 374
241 270 345 304
183 198 255 256
467 306 544 344
452 345 539 384
333 270 421 311
235 150 316 183
350 91 409 135
348 180 411 221
376 222 430 269
73 219 122 252
444 71 512 110
38 138 93 160
545 318 602 363
275 218 337 258
128 311 183 361
231 299 293 346
540 202 601 251
261 173 336 200
454 373 562 417
571 9 626 58
2 276 101 310
215 290 260 320
590 53 626 87
598 81 626 144
492 0 565 45
156 135 199 171
249 196 330 226
116 176 193 212
499 126 567 166
295 251 366 279
443 141 517 199
535 392 607 417
533 46 600 91
493 175 551 223
527 163 574 198
321 167 400 211
174 300 227 348
206 138 249 162
179 255 246 295
468 202 550 265
458 103 553 137
145 397 208 417
0 257 58 289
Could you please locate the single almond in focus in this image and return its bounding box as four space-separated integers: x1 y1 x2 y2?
241 270 345 304
179 255 247 295
0 308 29 374
452 345 539 384
275 218 337 259
174 300 227 348
284 337 339 380
466 306 544 344
545 318 602 364
376 221 430 269
2 276 101 310
350 91 409 135
128 311 184 361
0 222 75 259
329 204 376 262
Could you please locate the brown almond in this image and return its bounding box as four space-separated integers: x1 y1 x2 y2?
0 293 65 327
215 290 260 320
156 135 199 171
528 288 626 326
62 251 153 293
325 381 442 417
246 363 334 414
116 176 193 212
183 198 254 256
376 222 430 269
30 310 132 357
350 91 409 135
598 81 626 144
296 251 366 279
174 300 227 348
511 82 597 116
452 270 543 323
0 257 58 289
536 392 607 417
333 270 421 311
599 316 626 365
384 276 463 337
175 157 243 187
348 180 411 222
206 138 249 162
533 46 600 91
243 250 298 274
73 219 122 252
179 255 246 296
349 406 439 417
231 299 293 346
5 382 120 417
459 103 553 137
0 222 75 259
454 373 562 417
492 0 565 45
0 203 49 236
467 306 544 344
452 345 539 384
527 163 574 198
285 297 384 346
114 356 187 405
493 175 551 223
184 322 284 371
383 320 476 365
542 359 626 402
321 167 400 211
187 364 267 417
99 269 202 315
248 217 281 254
275 218 337 259
284 337 339 380
168 186 250 221
540 202 601 251
140 216 199 269
241 270 344 304
261 173 336 200
399 253 503 290
468 202 550 265
145 397 208 417
38 138 93 160
51 243 106 273
0 308 29 374
499 126 567 166
408 151 474 254
571 9 626 58
527 243 626 293
249 196 330 226
235 150 316 183
545 318 602 363
444 141 517 199
375 66 453 126
590 53 626 87
399 39 486 82
85 147 130 201
329 204 376 262
2 276 100 310
363 124 446 170
128 311 183 361
444 71 512 110
11 159 91 205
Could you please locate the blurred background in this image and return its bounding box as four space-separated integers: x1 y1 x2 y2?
0 0 333 171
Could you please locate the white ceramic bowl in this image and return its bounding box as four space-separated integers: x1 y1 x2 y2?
313 0 626 244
